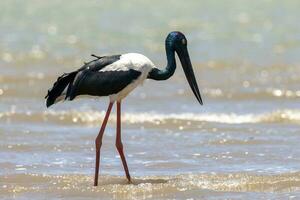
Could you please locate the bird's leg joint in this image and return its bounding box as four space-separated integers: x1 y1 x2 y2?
115 141 123 151
95 138 102 151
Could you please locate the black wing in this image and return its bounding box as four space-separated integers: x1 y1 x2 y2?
45 72 77 107
79 54 121 72
68 69 142 100
45 54 121 107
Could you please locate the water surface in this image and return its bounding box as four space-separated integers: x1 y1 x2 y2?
1 0 300 199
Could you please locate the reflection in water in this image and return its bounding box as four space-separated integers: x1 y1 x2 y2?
2 173 300 199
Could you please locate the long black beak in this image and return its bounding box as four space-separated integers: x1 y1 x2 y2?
177 47 203 105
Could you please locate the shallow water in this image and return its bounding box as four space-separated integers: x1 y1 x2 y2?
1 0 300 199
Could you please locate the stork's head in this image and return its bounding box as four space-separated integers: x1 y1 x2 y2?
166 31 203 105
166 31 188 50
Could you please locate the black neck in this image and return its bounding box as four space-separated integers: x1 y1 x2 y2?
147 41 176 80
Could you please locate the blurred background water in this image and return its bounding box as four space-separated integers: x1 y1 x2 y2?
1 0 300 199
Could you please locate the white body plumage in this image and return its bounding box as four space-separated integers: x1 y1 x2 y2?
103 53 155 102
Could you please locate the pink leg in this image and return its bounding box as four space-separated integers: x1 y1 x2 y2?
94 102 114 186
116 101 131 182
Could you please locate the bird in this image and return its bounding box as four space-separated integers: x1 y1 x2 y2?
45 31 203 186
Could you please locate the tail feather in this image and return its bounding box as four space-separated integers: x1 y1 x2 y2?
45 71 77 107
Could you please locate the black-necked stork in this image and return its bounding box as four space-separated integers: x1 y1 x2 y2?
45 31 203 186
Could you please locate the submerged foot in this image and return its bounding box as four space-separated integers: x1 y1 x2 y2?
127 176 132 184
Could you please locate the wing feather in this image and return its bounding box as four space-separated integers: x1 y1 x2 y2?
68 69 141 100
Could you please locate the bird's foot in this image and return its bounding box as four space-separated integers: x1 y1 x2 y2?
127 176 132 184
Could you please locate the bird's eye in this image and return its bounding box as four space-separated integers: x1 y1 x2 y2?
181 39 186 45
